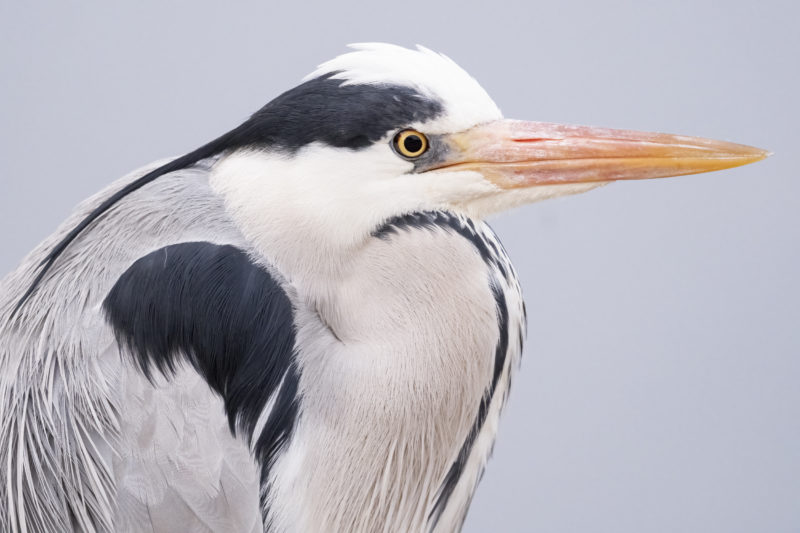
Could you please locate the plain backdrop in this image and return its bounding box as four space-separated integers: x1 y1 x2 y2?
1 2 798 532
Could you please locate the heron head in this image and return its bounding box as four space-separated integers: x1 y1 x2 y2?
209 43 767 276
16 44 768 314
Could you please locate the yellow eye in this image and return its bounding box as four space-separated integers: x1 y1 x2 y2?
393 130 429 158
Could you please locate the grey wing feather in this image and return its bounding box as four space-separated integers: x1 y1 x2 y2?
0 159 264 532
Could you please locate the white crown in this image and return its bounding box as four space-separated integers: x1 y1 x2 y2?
304 43 502 133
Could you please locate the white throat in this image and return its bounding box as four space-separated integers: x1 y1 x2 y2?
208 145 490 294
209 146 409 289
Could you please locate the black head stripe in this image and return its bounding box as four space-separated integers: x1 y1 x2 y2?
227 74 443 152
14 76 443 313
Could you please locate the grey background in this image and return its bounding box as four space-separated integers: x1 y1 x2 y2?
1 1 798 532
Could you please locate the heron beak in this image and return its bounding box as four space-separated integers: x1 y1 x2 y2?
433 119 769 188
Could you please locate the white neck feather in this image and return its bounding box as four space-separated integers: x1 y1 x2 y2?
209 146 489 296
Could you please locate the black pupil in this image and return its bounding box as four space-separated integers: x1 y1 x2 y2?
403 134 423 154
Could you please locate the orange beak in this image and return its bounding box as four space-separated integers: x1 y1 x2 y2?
431 120 769 188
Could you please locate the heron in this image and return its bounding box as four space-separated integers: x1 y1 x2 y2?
0 43 767 533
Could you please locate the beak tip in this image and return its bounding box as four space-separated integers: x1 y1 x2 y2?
745 146 772 164
719 144 771 169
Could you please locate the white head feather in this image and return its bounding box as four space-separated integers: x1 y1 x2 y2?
304 43 503 133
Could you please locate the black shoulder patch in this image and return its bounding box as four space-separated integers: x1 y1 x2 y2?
103 242 299 475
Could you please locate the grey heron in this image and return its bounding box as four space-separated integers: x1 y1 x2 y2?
0 43 768 532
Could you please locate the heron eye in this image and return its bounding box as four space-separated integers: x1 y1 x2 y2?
393 130 429 158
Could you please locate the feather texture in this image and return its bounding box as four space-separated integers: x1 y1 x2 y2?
0 160 266 532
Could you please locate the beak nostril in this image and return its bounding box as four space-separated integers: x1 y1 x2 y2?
511 138 560 143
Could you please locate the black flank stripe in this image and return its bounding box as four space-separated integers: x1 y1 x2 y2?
374 211 513 527
428 278 509 527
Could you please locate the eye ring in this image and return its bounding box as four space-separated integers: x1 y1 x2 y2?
393 130 429 159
